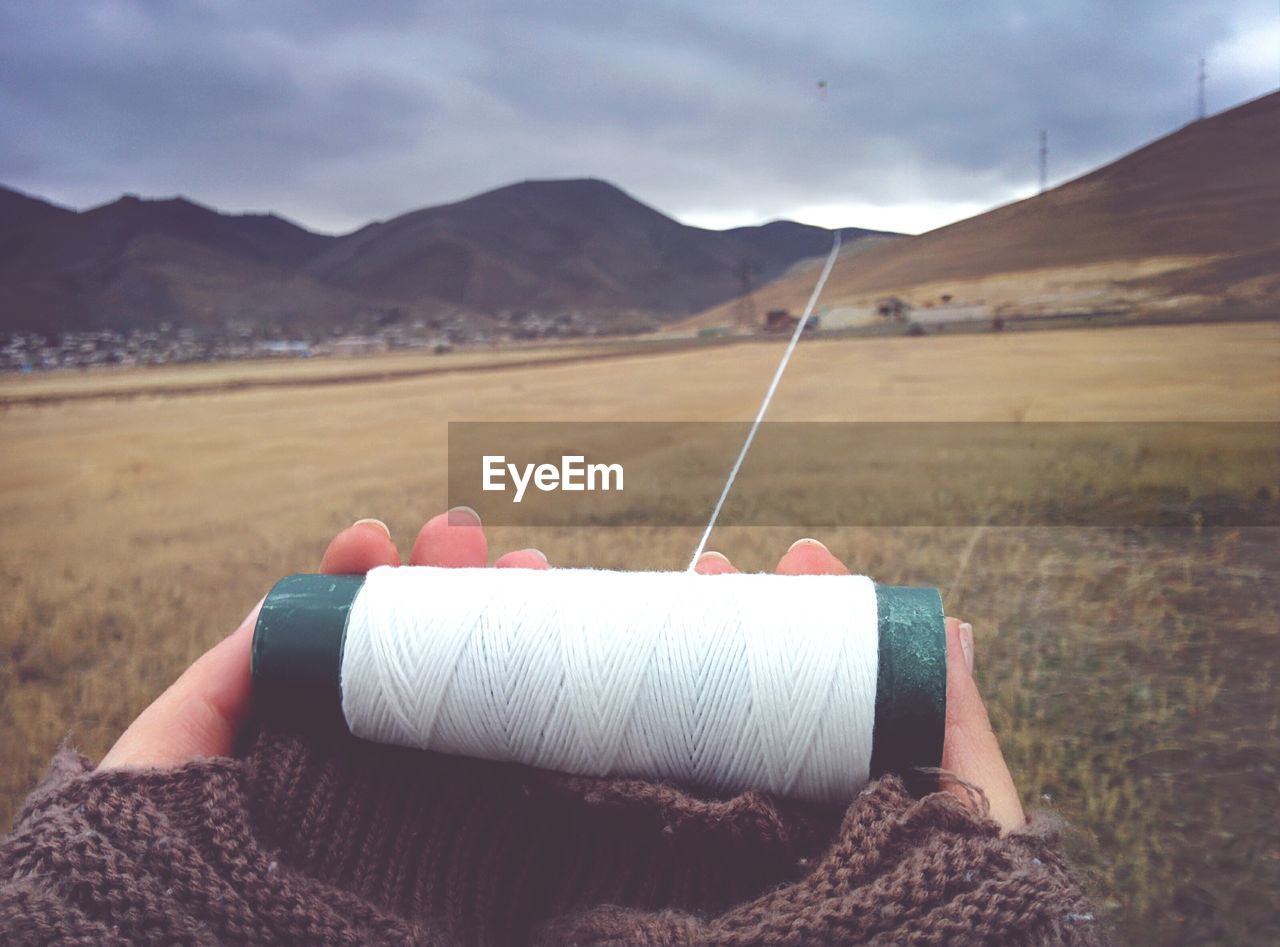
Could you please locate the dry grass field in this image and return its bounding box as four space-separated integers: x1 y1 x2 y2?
2 321 1277 944
0 339 667 405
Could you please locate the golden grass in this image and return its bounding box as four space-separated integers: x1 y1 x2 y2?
1 321 1277 944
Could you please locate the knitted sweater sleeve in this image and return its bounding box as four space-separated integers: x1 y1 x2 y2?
540 779 1108 946
0 747 438 946
1 731 1106 946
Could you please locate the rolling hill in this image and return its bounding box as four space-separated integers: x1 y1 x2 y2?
307 179 881 319
0 191 383 333
689 90 1280 330
0 179 894 335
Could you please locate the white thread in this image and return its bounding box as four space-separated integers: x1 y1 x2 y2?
688 230 843 570
342 564 880 804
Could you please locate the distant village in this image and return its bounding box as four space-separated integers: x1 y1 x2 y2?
0 308 650 373
2 289 1140 374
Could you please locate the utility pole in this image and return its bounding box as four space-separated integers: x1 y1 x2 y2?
1197 57 1206 121
1038 130 1048 194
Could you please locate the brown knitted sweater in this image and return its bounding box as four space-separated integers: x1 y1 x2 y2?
1 722 1104 945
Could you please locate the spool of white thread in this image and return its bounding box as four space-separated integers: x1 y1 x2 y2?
252 566 945 805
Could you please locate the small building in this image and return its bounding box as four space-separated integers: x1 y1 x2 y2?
764 309 797 333
764 310 819 334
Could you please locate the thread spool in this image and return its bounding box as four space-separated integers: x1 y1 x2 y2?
252 566 945 805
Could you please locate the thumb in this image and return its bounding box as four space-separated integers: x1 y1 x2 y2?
940 616 1026 831
98 601 261 770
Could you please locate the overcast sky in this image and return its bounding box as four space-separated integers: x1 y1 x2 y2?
2 1 1277 236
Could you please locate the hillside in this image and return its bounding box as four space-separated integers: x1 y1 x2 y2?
0 187 74 251
0 179 893 335
689 90 1280 330
307 179 891 322
0 190 379 332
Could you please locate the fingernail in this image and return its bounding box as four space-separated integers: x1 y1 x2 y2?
787 537 829 553
352 518 391 538
525 547 548 563
959 622 974 674
238 595 268 631
698 551 730 563
447 506 481 527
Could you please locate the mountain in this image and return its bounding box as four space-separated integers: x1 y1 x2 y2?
688 90 1280 329
0 187 75 251
724 219 843 261
0 179 895 335
65 194 333 270
0 189 384 332
306 179 891 321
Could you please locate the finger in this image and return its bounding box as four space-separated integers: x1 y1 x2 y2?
409 507 489 567
495 548 550 569
694 551 739 575
940 617 1026 831
775 538 849 576
99 600 261 769
319 518 401 573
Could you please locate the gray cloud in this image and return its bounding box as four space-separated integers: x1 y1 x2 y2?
1 0 1275 234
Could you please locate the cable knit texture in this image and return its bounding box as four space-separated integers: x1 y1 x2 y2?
1 721 1105 945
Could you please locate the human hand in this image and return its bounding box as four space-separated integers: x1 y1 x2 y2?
99 507 542 770
100 513 1025 831
696 539 1026 831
